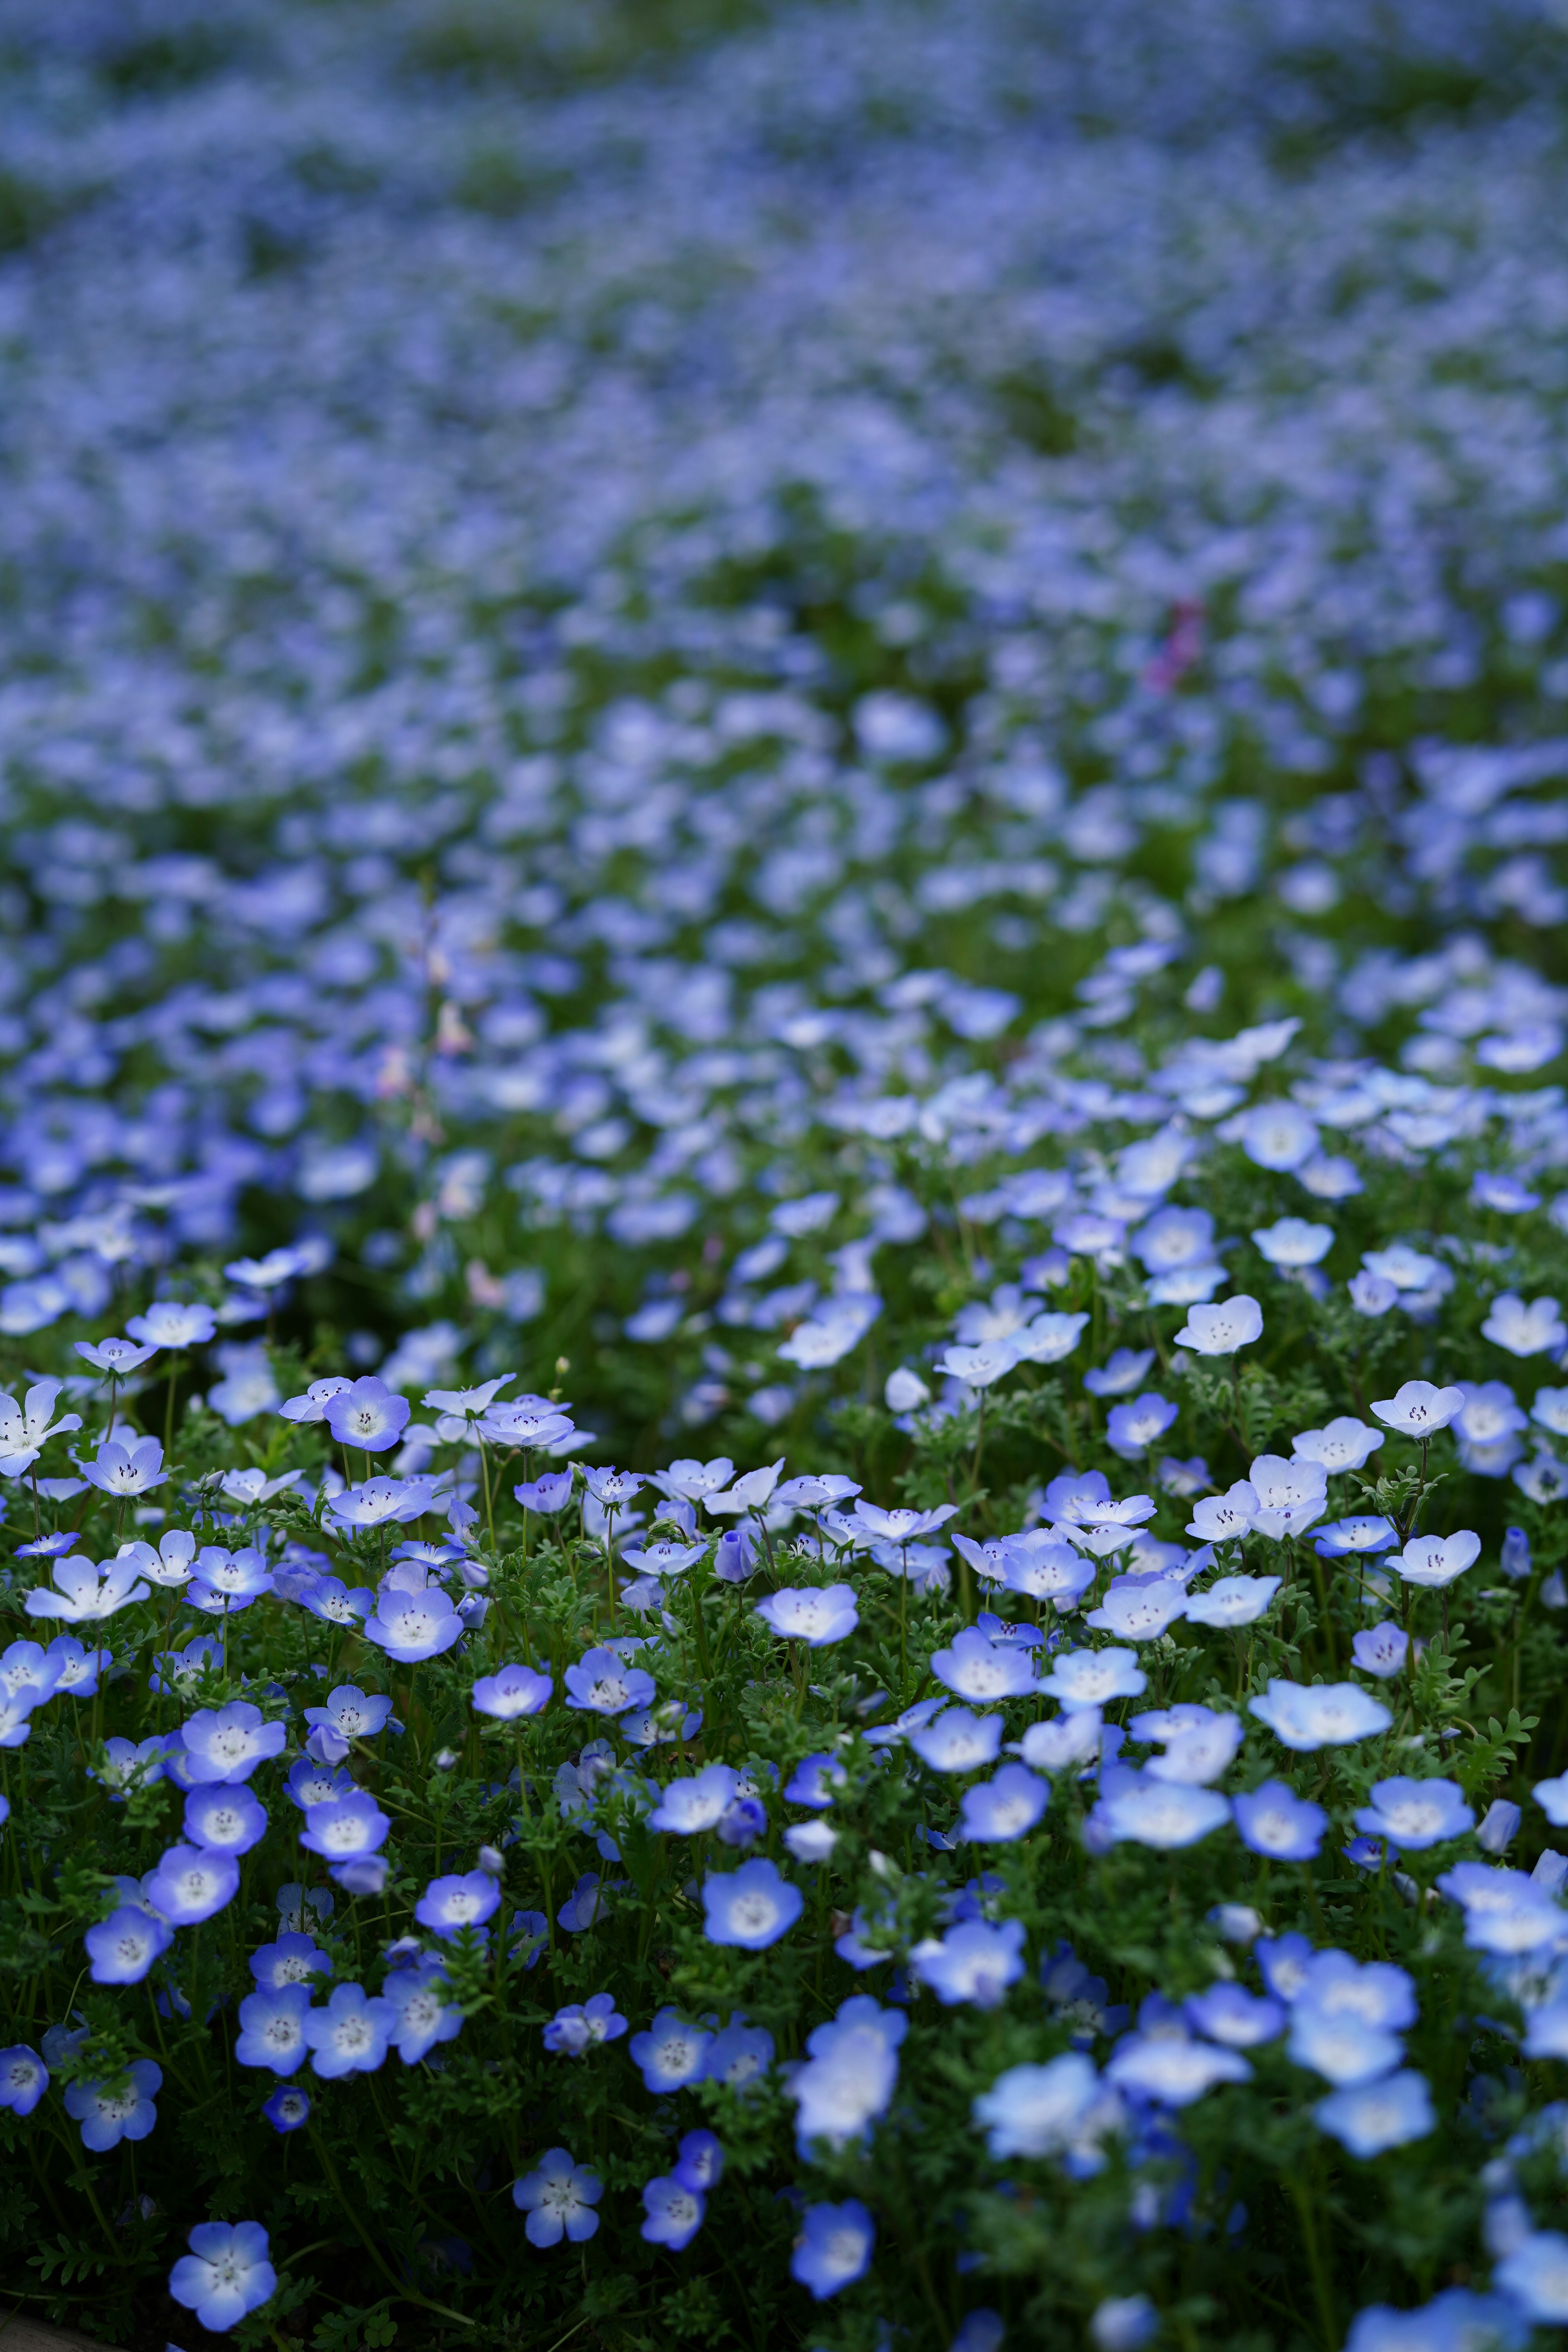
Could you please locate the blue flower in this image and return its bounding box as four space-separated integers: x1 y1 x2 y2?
144 1842 240 1926
1288 2006 1404 2087
303 1982 394 2078
1089 1771 1228 1851
704 2018 774 2087
304 1684 395 1740
183 1782 268 1857
1106 2023 1250 2107
323 1376 410 1452
415 1870 501 1939
471 1663 553 1719
648 1764 739 1834
702 1858 802 1949
249 1932 330 1991
235 1985 313 2077
0 2045 48 2116
180 1702 287 1784
299 1791 391 1866
564 1644 657 1715
513 2148 602 2246
1314 2070 1434 2156
641 2174 705 2250
909 1918 1025 2008
1091 2298 1159 2352
673 2129 723 2190
1351 1623 1409 1679
509 1908 548 1965
360 1584 463 1662
1354 1777 1473 1853
384 1961 465 2064
910 1707 1004 1774
85 1903 173 1985
790 2199 875 2300
65 2058 162 2149
959 1763 1049 1843
931 1626 1041 1704
1346 2290 1523 2352
784 1753 847 1809
262 2086 311 2135
169 2220 276 2333
1249 1679 1392 1751
1183 1984 1285 2047
789 1996 905 2153
1233 1780 1327 1861
754 1584 859 1645
546 1993 630 2059
1495 2233 1568 2324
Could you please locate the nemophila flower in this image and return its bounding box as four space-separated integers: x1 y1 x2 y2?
1299 1954 1415 2031
1184 1983 1286 2048
621 1537 705 1579
791 2199 875 2301
235 1984 313 2076
287 1760 356 1813
300 1576 373 1628
1397 1530 1481 1588
323 1376 411 1452
304 1684 395 1740
1142 1710 1245 1785
122 1529 198 1590
1515 1450 1568 1503
80 1436 165 1498
655 1457 735 1505
1494 2234 1568 2325
648 1764 738 1833
94 1733 176 1799
972 2051 1111 2162
1350 1272 1397 1316
629 2008 710 2089
1173 1295 1263 1356
704 2018 773 2087
1314 2071 1435 2156
1084 1348 1157 1396
939 1341 1021 1388
361 1584 463 1663
1107 2023 1251 2107
416 1871 501 1939
250 1933 329 1991
910 1918 1026 2008
702 1858 802 1949
1184 1574 1280 1629
1352 1623 1409 1679
564 1644 657 1714
1294 1417 1384 1473
1535 1388 1568 1438
280 1375 355 1424
183 1784 267 1857
960 1763 1049 1843
1372 1382 1465 1437
673 2129 723 2192
181 1703 286 1784
0 2044 48 2116
0 1687 40 1748
1234 1782 1327 1861
931 1627 1040 1703
1250 1679 1392 1751
76 1333 160 1376
513 2149 602 2247
513 1471 575 1515
65 2059 161 2149
1091 2296 1158 2352
996 1534 1096 1606
1105 1392 1179 1458
1355 1777 1473 1851
263 2086 310 2134
509 1911 548 1967
1289 2005 1404 2086
1017 1711 1103 1772
85 1903 174 1984
641 2174 705 2252
384 1960 465 2064
299 1792 392 1865
1316 1515 1399 1558
1246 1455 1329 1539
169 2219 276 2333
910 1707 1004 1774
127 1301 216 1350
1477 1798 1522 1854
1483 1293 1568 1358
546 1993 630 2058
851 1501 961 1546
784 1819 839 1863
1253 1217 1334 1269
145 1843 240 1926
1037 1646 1146 1712
25 1552 151 1625
1092 1771 1230 1850
304 1982 394 2078
754 1584 858 1645
325 1477 436 1532
1086 1576 1187 1641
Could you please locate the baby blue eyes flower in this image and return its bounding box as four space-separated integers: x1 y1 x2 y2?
557 1873 613 1933
361 1586 463 1663
168 2220 276 2333
1495 2232 1568 2323
1183 1984 1285 2048
65 2057 162 2149
1091 2297 1159 2352
85 1902 174 1984
564 1644 657 1715
642 2174 705 2250
1172 1294 1264 1356
81 1435 166 1497
235 1984 313 2076
1396 1530 1481 1589
1314 2070 1434 2156
1106 1393 1178 1457
753 1584 859 1645
300 1791 392 1866
931 1627 1041 1704
1482 1293 1568 1358
959 1763 1049 1844
250 1932 329 1992
0 2044 49 2116
183 1784 268 1856
702 1858 803 1949
673 2128 723 2190
145 1843 240 1927
1183 1575 1280 1630
543 1994 628 2059
1232 1781 1327 1861
910 1918 1026 2008
1248 1679 1392 1751
648 1764 739 1833
415 1871 501 1939
24 1552 151 1626
784 1753 847 1809
304 1684 395 1740
910 1707 1004 1774
628 2008 709 2089
512 1471 574 1513
1371 1382 1466 1437
323 1376 411 1452
303 1982 394 2078
181 1702 287 1784
384 1962 464 2064
791 2199 875 2300
127 1302 216 1351
1315 1516 1399 1557
1037 1647 1146 1712
1252 1218 1333 1269
1289 2006 1405 2087
262 2086 310 2134
1353 1777 1473 1852
513 2148 603 2246
1106 2025 1251 2107
1351 1623 1409 1679
1293 1418 1384 1472
1091 1773 1229 1852
972 2052 1111 2162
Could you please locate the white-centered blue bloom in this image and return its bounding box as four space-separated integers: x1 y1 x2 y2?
1314 2071 1434 2156
1354 1777 1473 1852
513 2149 602 2247
909 1918 1026 2008
753 1584 858 1645
629 2008 710 2091
910 1707 1004 1774
1233 1781 1327 1860
790 2200 875 2300
960 1763 1049 1842
1249 1679 1392 1751
701 1858 802 1949
303 1982 394 2078
169 2221 276 2333
65 2058 162 2149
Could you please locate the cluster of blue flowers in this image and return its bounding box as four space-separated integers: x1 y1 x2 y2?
5 0 1568 2345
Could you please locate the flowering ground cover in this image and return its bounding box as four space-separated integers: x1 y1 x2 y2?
7 0 1568 2346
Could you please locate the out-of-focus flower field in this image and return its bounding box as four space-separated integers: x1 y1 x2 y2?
7 1 1568 2346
